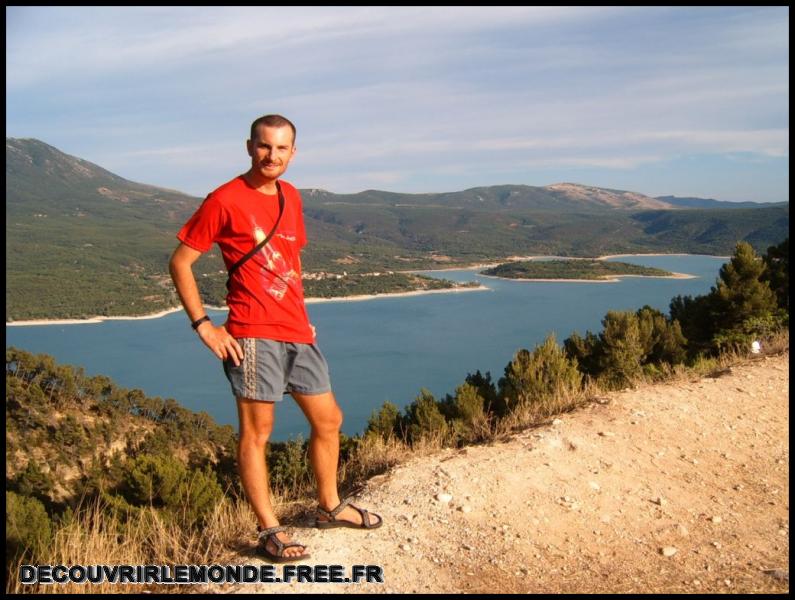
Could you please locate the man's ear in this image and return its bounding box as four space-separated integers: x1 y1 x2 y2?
246 139 254 157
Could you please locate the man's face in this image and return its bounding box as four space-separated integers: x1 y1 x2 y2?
247 125 296 180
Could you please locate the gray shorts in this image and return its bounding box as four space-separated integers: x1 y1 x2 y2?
223 338 332 402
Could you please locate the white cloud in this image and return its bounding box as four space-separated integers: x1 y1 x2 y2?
522 155 666 170
7 6 617 88
6 6 788 201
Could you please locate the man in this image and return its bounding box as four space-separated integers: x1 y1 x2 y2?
169 115 382 563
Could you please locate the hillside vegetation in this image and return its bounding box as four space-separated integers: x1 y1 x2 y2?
482 259 673 280
6 240 788 592
6 138 789 321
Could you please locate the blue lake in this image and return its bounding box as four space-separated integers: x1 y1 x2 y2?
5 254 727 441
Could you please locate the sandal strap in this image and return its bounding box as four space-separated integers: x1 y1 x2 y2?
350 504 370 529
259 528 306 556
318 497 352 520
281 542 306 550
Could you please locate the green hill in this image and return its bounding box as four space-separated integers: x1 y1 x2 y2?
6 138 789 321
482 260 673 280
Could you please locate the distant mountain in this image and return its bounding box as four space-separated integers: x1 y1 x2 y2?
6 138 212 320
5 138 789 321
300 182 677 212
654 195 784 209
544 183 676 210
6 137 199 221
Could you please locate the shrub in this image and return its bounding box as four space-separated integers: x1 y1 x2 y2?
174 468 224 528
365 401 401 441
6 491 52 560
598 311 644 389
499 334 583 415
449 383 489 443
712 313 789 353
714 241 778 333
563 330 602 378
124 453 222 528
269 437 312 496
404 388 448 444
464 370 499 415
636 305 687 365
761 238 788 311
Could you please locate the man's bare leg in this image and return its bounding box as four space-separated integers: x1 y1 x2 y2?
291 390 382 527
237 397 307 558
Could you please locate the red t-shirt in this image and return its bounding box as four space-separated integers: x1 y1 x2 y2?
177 176 315 343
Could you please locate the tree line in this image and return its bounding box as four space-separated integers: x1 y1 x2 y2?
6 238 787 574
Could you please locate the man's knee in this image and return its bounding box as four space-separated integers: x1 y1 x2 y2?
237 397 275 448
239 422 274 448
315 405 343 435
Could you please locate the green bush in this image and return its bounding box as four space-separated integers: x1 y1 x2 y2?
598 311 644 389
563 330 602 379
712 313 789 353
127 454 185 507
714 242 778 333
174 468 224 528
499 334 583 414
673 241 783 357
11 461 55 503
464 370 499 415
449 383 488 444
636 305 687 365
124 453 222 528
269 437 312 494
404 388 448 444
6 491 52 560
761 238 788 311
365 401 401 441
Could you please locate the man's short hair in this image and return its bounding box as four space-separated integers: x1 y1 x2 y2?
250 114 296 145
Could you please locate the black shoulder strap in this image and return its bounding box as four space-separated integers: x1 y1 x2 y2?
226 181 285 291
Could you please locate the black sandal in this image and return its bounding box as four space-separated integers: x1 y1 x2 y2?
315 497 383 530
256 525 310 563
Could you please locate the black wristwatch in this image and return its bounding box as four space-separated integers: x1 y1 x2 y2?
191 315 212 330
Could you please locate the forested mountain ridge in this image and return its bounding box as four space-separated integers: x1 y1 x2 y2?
6 138 788 321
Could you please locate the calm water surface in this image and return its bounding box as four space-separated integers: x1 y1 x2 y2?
6 254 726 440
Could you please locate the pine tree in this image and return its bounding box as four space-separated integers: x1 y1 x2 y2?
598 311 644 389
761 238 789 311
499 334 583 413
450 383 488 443
405 388 448 443
713 241 778 335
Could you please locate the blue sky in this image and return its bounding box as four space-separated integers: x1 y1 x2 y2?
6 6 789 202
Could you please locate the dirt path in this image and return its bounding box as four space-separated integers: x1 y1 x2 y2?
222 352 789 594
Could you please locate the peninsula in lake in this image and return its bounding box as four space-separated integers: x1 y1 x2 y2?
6 137 786 320
481 259 680 282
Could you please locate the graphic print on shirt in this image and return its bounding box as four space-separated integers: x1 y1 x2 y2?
253 226 300 301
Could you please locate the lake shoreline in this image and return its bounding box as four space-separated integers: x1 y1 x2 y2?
478 272 697 283
414 252 730 274
5 287 490 327
305 284 490 304
5 253 726 327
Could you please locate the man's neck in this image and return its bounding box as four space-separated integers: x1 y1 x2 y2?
243 170 279 195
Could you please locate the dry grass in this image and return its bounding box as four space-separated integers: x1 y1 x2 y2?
7 332 788 594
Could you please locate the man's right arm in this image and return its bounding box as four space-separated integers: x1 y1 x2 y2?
169 243 244 366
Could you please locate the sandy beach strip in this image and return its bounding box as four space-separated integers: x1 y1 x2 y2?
5 287 490 326
305 284 490 304
596 252 731 260
6 306 187 327
4 306 236 327
478 271 697 283
411 252 727 274
7 254 722 325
